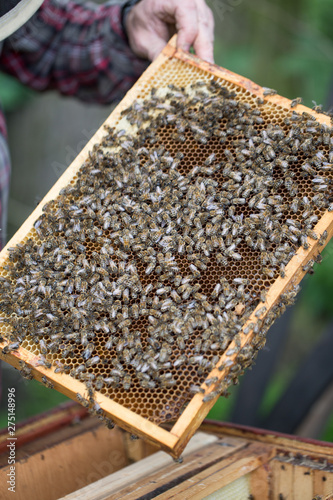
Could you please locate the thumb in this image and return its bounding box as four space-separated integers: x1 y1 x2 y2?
176 24 199 54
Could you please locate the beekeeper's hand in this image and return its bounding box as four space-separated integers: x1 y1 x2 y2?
125 0 214 63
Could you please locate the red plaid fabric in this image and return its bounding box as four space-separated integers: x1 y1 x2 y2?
0 0 148 248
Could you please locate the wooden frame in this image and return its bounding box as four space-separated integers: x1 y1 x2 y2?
0 36 332 457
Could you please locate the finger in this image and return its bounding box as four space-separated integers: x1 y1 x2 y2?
192 0 215 63
192 21 215 63
157 0 199 53
127 6 171 61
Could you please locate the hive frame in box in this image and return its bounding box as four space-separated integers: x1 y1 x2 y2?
0 36 332 457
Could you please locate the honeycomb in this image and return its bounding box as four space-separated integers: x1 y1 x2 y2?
0 55 332 431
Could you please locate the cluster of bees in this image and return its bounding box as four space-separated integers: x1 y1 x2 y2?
0 79 332 425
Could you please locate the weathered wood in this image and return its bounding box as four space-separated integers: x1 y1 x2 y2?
155 442 275 500
271 461 294 499
59 432 219 500
0 402 88 459
106 437 247 500
0 425 128 500
313 468 333 498
61 439 274 500
200 421 333 460
249 462 271 500
293 465 314 500
1 406 332 500
123 433 158 464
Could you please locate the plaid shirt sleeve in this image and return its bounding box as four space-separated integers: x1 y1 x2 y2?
0 0 149 104
0 0 150 249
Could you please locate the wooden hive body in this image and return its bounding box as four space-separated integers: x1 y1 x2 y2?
0 37 332 457
1 406 333 499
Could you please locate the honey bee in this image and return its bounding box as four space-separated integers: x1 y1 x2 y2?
243 323 254 335
263 87 277 96
176 336 186 350
262 267 275 279
233 278 248 286
189 385 205 395
279 264 286 278
205 376 218 387
54 361 69 374
202 392 219 403
255 306 267 318
1 342 20 355
173 355 187 368
76 393 89 408
35 356 52 369
159 344 171 363
42 376 54 389
19 360 33 380
318 230 328 246
302 259 315 273
39 339 47 355
290 97 302 108
82 343 95 360
122 374 132 390
211 283 221 300
216 253 228 266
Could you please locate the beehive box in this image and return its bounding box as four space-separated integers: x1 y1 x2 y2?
67 424 333 500
0 36 332 457
1 405 332 500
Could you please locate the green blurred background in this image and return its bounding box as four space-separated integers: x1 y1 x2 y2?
0 0 332 440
